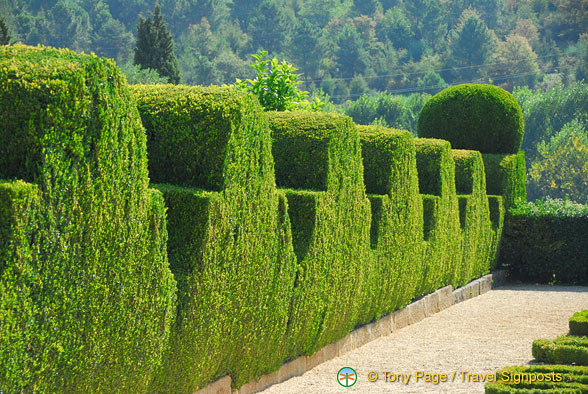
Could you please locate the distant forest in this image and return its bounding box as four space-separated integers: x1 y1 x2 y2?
2 0 587 102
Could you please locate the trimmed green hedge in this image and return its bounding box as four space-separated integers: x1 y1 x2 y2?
2 46 519 393
482 152 527 209
500 199 588 284
415 138 462 293
133 85 297 391
486 365 588 394
417 84 524 154
533 337 588 365
570 311 588 336
0 45 176 393
268 112 372 355
452 149 496 283
359 126 423 319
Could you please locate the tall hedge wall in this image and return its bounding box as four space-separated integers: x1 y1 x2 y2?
415 139 462 294
268 112 372 356
1 47 518 393
131 84 297 391
452 150 496 284
359 126 423 319
0 45 176 393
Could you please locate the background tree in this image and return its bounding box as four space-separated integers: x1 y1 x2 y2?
134 4 180 84
417 71 448 94
447 10 495 82
334 25 368 79
288 19 328 82
248 0 294 54
512 82 588 163
377 7 414 49
92 18 134 60
528 119 588 203
492 34 539 89
0 17 10 45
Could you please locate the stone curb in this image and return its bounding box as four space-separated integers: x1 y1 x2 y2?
194 272 506 394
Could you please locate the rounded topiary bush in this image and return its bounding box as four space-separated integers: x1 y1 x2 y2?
417 84 524 154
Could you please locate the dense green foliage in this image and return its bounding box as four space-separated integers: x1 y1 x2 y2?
533 336 588 365
236 50 321 111
0 44 176 393
2 0 586 93
132 84 296 391
482 152 527 209
570 311 588 337
486 365 588 393
528 120 588 204
359 126 423 318
417 84 524 154
500 198 588 284
133 4 180 83
268 111 372 355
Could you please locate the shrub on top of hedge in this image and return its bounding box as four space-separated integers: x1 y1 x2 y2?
0 44 176 393
417 84 524 154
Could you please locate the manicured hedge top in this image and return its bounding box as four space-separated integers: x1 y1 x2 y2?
268 111 362 191
417 84 524 154
0 44 147 184
131 84 273 191
358 125 415 195
414 138 454 196
453 149 486 195
570 310 588 336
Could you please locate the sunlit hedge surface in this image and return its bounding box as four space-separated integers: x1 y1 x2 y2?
0 45 515 394
132 84 297 391
0 45 176 393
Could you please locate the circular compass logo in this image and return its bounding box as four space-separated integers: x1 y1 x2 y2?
337 367 357 387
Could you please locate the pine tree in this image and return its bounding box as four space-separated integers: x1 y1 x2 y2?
447 10 495 82
0 17 11 45
134 4 180 84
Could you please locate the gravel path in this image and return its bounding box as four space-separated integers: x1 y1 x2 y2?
260 284 588 394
